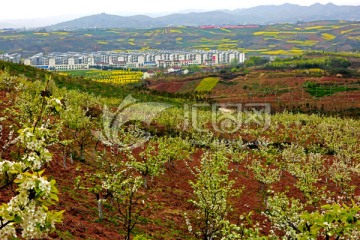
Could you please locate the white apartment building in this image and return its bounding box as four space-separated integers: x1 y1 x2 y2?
24 50 245 70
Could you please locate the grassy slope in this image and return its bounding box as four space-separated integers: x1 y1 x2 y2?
195 77 220 92
0 61 186 107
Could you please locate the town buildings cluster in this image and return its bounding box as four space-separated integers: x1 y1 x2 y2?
0 53 22 64
20 50 245 70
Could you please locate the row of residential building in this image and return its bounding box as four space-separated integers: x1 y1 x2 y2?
22 50 245 70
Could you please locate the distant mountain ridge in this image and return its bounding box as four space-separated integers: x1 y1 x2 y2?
45 3 360 30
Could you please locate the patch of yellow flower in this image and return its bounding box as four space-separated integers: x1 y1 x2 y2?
322 33 336 41
97 41 109 45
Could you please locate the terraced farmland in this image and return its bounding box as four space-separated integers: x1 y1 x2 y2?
1 20 359 56
62 69 143 84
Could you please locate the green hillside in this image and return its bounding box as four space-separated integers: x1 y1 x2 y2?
1 20 360 56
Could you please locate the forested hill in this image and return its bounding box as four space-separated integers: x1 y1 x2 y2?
45 3 360 30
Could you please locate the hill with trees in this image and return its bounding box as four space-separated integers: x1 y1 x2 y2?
44 3 360 30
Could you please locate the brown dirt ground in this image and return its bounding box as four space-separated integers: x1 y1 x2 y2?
148 70 360 115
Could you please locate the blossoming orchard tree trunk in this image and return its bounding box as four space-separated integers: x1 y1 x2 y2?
0 75 64 239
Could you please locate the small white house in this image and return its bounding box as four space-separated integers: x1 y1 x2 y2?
167 67 176 73
143 71 156 79
167 67 182 73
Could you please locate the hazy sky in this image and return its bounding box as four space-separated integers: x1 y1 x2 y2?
1 0 360 20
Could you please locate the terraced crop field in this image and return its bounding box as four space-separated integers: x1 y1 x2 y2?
1 20 359 56
62 69 143 84
195 77 220 92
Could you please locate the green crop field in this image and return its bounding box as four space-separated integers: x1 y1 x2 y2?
304 81 360 98
195 77 220 92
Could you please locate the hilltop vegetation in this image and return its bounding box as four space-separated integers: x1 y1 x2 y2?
43 3 360 30
2 3 360 29
1 20 360 56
